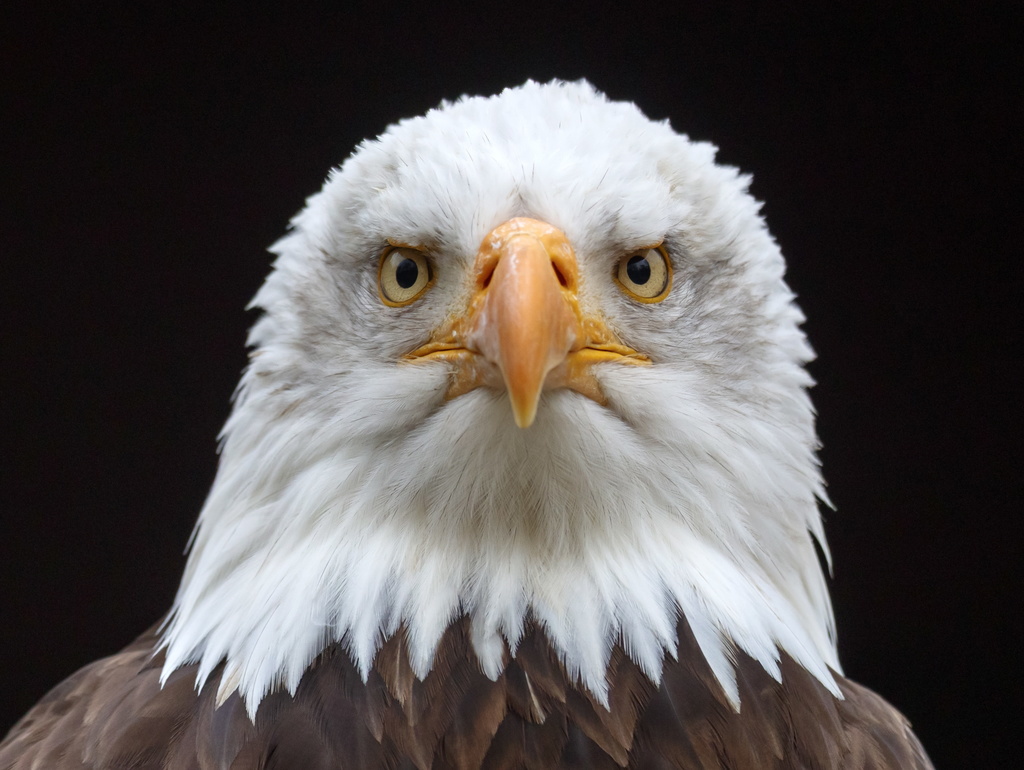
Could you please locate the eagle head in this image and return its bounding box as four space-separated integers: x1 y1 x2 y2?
161 80 839 715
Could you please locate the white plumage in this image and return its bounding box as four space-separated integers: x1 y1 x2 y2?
160 79 839 717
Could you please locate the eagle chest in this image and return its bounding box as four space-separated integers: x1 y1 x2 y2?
0 618 927 770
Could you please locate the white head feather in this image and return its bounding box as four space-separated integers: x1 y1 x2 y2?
160 80 840 716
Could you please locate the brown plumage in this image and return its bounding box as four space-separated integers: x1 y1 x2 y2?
0 615 931 769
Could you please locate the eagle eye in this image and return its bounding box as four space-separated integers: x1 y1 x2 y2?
615 247 671 302
379 247 433 306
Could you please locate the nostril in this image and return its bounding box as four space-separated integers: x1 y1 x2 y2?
552 262 569 288
479 260 496 289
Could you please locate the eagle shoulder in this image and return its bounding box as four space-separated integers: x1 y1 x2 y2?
0 626 197 769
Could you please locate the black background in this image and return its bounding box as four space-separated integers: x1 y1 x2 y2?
2 4 1019 767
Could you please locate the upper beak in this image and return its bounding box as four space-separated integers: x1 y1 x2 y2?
405 218 649 427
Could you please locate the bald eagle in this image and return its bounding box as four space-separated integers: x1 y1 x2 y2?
1 80 931 769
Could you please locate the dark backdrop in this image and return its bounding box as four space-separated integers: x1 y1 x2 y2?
2 4 1019 767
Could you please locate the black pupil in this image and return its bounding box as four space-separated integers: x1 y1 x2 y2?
395 258 419 289
626 255 651 285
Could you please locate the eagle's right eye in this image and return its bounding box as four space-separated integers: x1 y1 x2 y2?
379 247 433 306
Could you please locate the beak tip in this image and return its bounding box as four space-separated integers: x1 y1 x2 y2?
511 398 539 429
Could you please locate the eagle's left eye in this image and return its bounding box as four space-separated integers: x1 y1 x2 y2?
379 248 433 306
615 247 671 302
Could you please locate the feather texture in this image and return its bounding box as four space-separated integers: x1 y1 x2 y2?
160 81 839 714
0 616 931 769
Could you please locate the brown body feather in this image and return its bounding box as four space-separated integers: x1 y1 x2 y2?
0 617 931 770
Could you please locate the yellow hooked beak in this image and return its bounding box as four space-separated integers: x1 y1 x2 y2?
405 218 649 427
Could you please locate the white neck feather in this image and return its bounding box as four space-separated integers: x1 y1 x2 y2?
161 350 839 717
